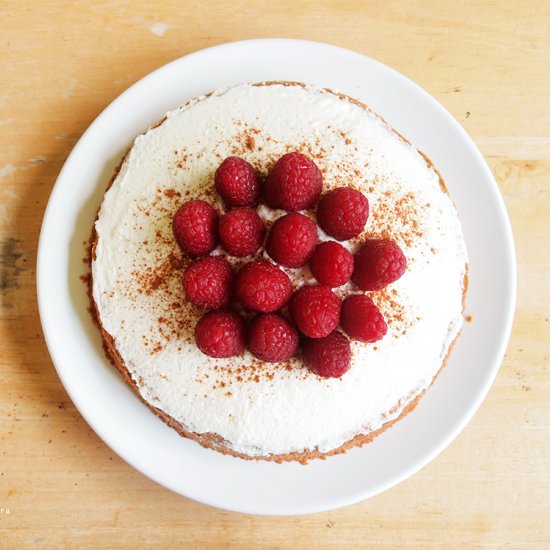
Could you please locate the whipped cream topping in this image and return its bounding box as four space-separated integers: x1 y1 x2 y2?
92 83 468 456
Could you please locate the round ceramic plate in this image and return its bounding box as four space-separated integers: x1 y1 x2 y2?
37 39 516 515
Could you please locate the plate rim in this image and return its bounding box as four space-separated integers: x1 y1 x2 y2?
37 38 517 515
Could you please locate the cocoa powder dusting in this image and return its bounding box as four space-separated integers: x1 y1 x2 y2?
90 115 429 393
164 188 182 200
368 190 425 254
371 287 415 338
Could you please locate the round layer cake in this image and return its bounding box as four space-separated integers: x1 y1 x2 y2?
91 82 468 462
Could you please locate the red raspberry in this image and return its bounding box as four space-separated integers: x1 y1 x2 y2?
219 208 266 257
264 152 323 211
302 331 351 378
235 260 292 312
172 200 218 256
341 294 387 343
183 256 233 309
290 285 341 338
352 239 407 291
317 187 369 241
309 241 354 287
195 310 246 358
248 313 299 362
266 212 317 268
215 156 261 207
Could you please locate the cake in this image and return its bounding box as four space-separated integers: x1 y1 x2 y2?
90 82 468 463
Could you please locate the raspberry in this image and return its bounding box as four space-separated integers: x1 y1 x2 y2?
264 152 323 211
172 200 218 256
195 310 246 358
266 212 317 268
302 331 351 378
183 256 233 309
341 294 387 343
317 187 369 241
235 260 292 312
290 285 341 338
309 241 354 287
215 156 261 207
352 239 407 291
248 313 299 362
219 208 266 257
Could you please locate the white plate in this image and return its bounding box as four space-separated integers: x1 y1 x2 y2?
37 39 516 515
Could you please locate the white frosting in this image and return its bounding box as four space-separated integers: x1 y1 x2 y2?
92 83 468 456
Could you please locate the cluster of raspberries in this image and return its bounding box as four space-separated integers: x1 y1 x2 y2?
172 152 406 378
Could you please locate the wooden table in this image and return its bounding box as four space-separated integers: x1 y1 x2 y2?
1 1 548 547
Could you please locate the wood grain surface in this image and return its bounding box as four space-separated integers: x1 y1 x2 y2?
1 1 549 548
